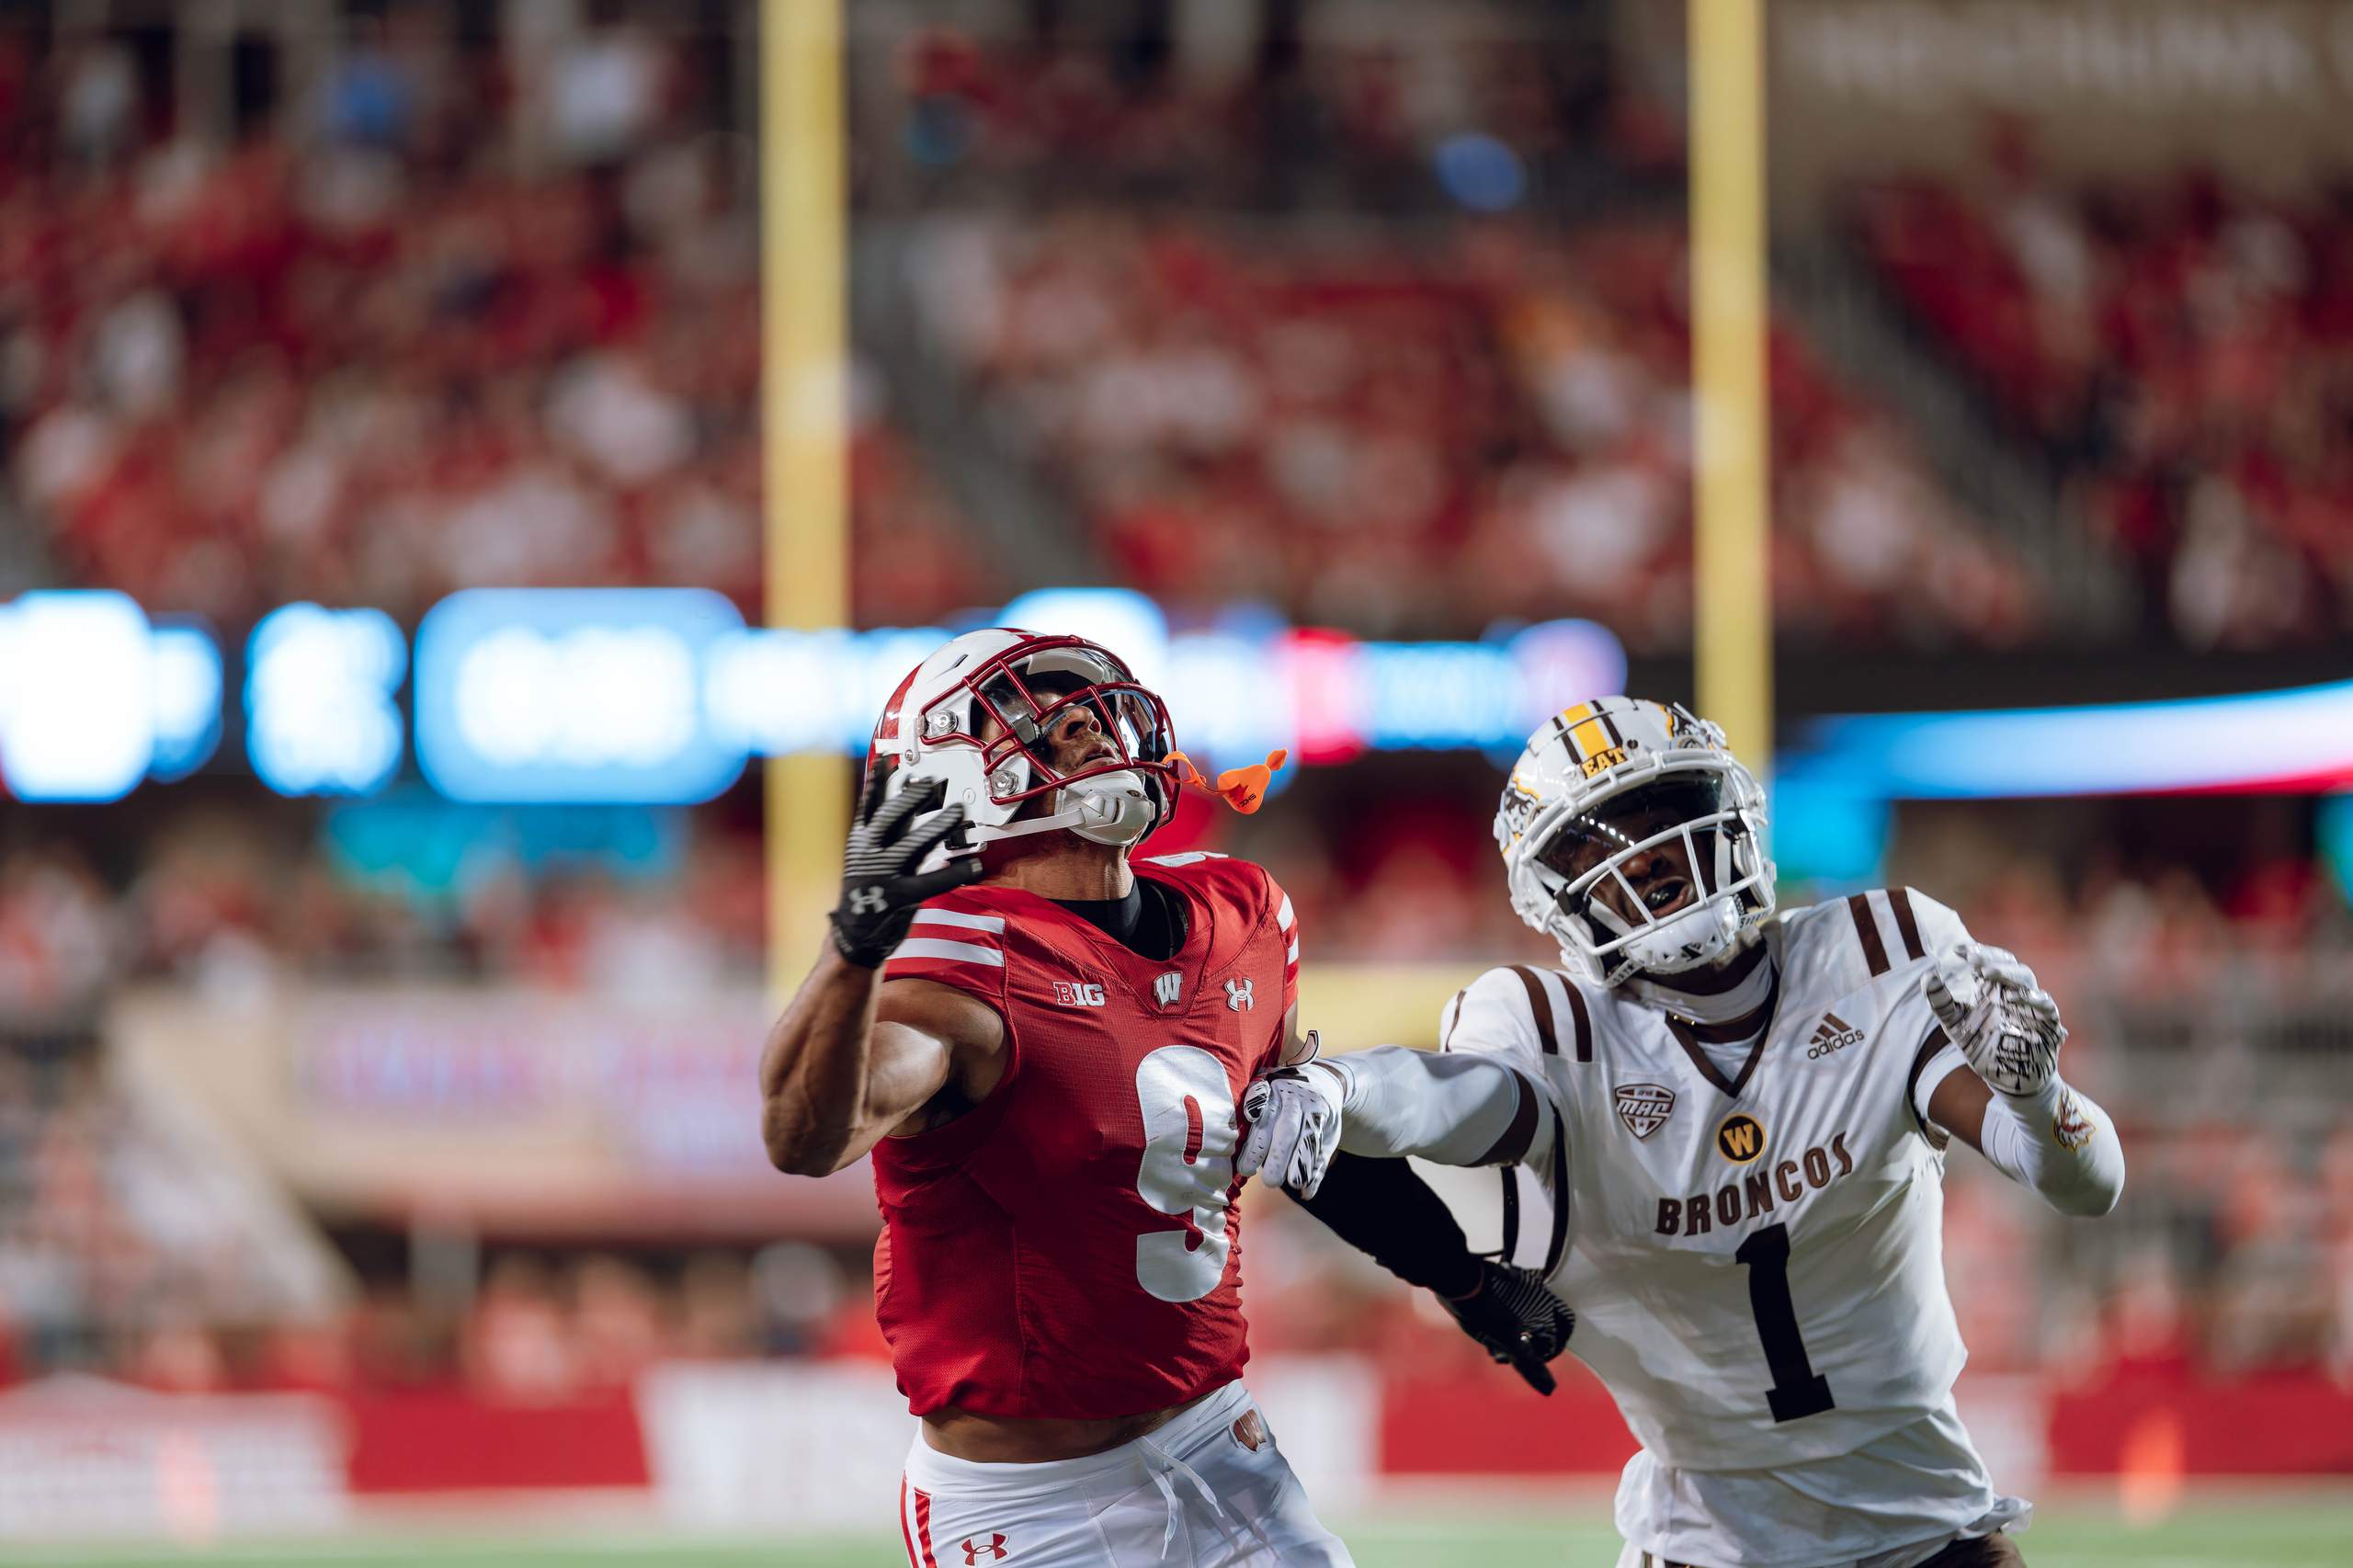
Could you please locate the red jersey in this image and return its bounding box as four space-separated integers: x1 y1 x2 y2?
870 851 1301 1419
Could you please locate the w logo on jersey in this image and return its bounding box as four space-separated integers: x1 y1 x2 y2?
961 1533 1009 1562
1154 971 1183 1008
1717 1111 1768 1164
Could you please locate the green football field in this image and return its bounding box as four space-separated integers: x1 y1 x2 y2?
17 1494 2352 1568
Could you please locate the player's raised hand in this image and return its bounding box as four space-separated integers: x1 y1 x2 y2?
1442 1261 1576 1395
828 775 985 968
1923 941 2065 1097
1237 1045 1345 1199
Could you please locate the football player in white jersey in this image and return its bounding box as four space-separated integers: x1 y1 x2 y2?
1239 698 2125 1568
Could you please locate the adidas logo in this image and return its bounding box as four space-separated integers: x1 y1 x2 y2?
1807 1012 1866 1059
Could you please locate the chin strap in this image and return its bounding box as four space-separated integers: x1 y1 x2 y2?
982 808 1093 841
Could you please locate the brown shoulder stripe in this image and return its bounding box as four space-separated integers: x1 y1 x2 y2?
1888 887 1926 962
1507 965 1558 1056
1440 988 1467 1052
1847 892 1890 976
1563 978 1593 1062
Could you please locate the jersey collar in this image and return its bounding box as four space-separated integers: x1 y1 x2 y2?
1660 960 1782 1101
1623 933 1774 1023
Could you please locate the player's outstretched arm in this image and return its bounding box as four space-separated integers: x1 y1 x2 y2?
1236 1044 1550 1198
1332 1045 1553 1166
1921 942 2124 1218
759 777 996 1177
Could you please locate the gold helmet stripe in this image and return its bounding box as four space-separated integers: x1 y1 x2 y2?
1554 699 1627 767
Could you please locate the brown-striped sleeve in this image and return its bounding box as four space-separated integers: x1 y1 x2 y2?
1469 1068 1544 1165
1906 1026 1957 1147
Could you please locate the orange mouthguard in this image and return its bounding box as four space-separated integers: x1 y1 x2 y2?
1166 749 1288 814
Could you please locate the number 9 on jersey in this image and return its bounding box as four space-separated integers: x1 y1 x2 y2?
1134 1046 1240 1303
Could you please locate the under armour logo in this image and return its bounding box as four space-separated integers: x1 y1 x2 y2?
961 1535 1009 1563
1225 978 1255 1012
1154 971 1183 1008
847 886 889 915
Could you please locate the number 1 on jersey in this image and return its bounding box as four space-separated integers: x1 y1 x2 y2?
1734 1222 1836 1423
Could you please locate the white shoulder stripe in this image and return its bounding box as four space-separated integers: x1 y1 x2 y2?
890 937 1006 967
1286 937 1300 964
1277 894 1294 931
909 908 1006 934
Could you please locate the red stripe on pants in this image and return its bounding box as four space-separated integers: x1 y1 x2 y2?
913 1484 940 1568
900 1476 920 1567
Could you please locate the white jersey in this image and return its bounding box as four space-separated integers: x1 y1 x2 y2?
1442 888 1983 1477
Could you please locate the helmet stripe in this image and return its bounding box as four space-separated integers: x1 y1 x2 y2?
1547 702 1586 755
1568 712 1615 766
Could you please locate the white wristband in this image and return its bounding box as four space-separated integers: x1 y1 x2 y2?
1974 1075 2124 1218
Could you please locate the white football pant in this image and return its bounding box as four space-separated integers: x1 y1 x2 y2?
899 1381 1352 1567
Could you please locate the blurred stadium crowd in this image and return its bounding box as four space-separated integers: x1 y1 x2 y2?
1851 136 2353 650
10 9 2349 647
1 0 2350 1428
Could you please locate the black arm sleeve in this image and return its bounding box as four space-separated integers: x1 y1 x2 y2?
1292 1151 1482 1300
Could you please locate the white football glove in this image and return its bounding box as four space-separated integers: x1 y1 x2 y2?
1922 941 2066 1097
1236 1036 1347 1199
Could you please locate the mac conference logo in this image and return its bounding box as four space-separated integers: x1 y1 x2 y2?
1716 1111 1767 1164
1614 1083 1677 1140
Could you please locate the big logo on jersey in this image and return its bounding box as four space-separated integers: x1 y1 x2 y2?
1716 1112 1768 1164
1614 1083 1677 1140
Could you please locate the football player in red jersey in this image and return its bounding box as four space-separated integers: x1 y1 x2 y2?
758 628 1355 1567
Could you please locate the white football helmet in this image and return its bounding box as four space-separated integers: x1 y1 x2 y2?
1495 698 1774 987
867 628 1179 849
